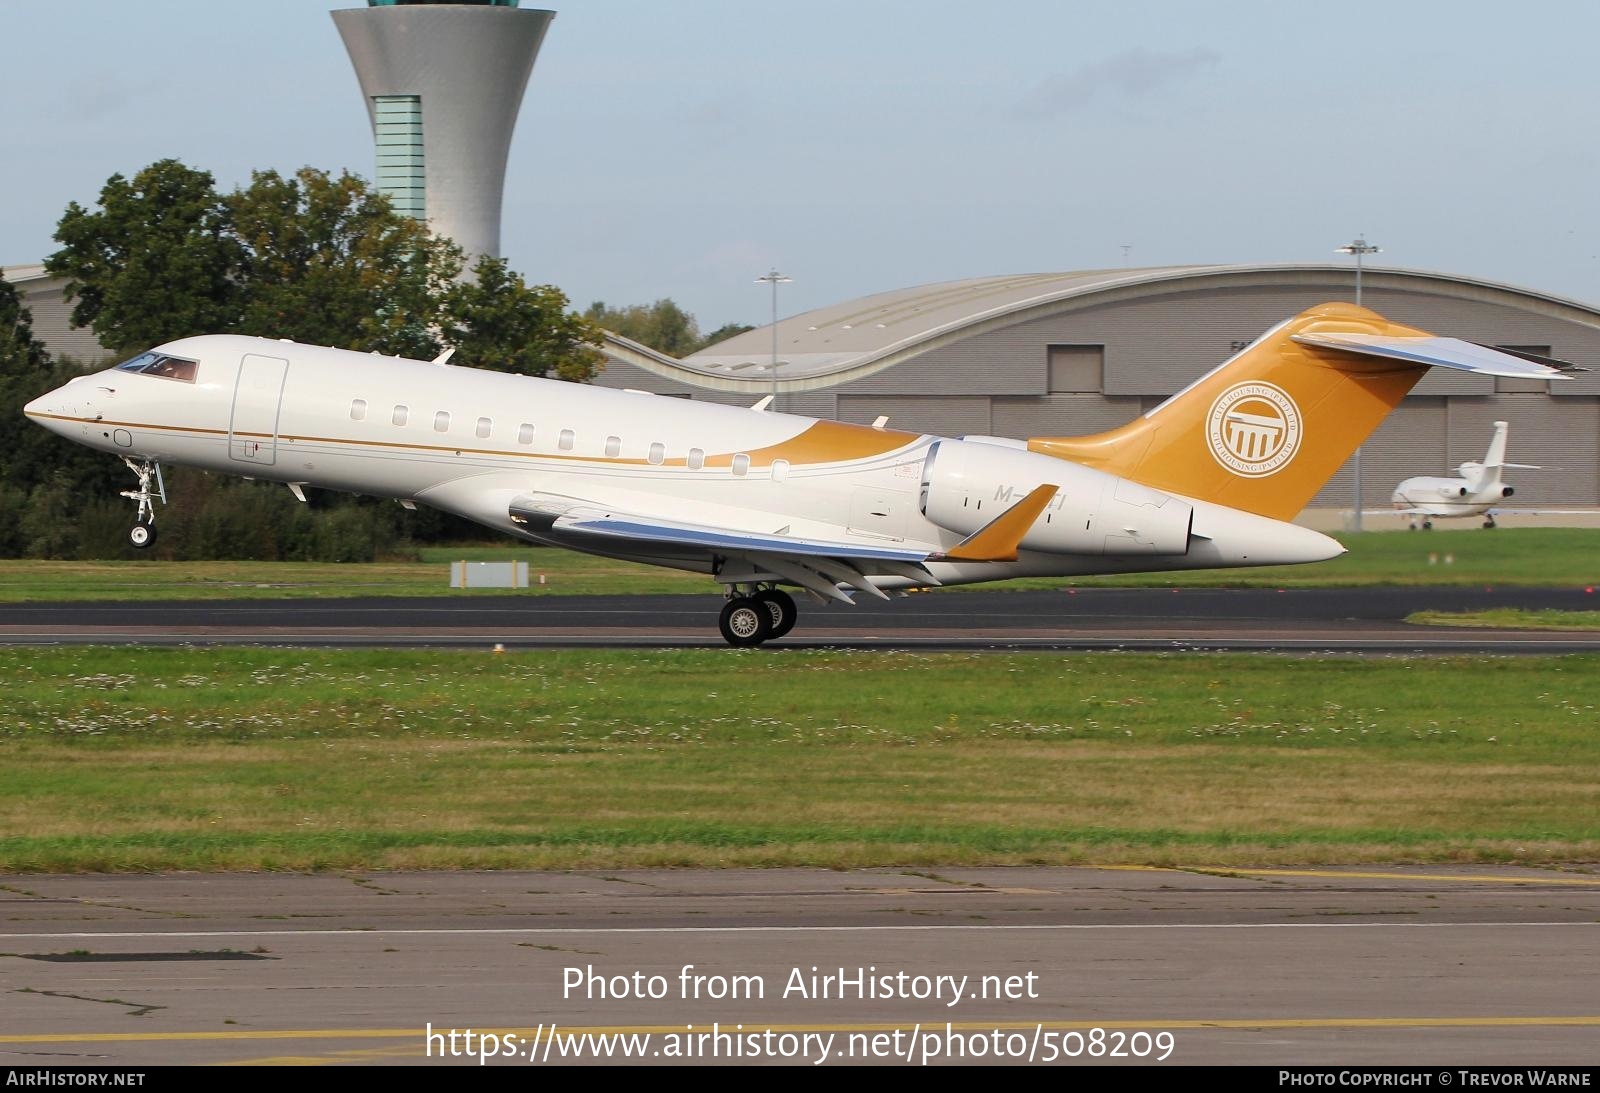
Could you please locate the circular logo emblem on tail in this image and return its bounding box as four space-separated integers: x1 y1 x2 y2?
1206 382 1302 477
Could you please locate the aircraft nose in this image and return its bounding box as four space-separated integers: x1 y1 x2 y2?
22 391 55 419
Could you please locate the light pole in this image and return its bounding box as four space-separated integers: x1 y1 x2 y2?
755 268 791 411
1336 236 1381 530
1336 235 1380 306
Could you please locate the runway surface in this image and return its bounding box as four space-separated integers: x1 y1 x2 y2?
3 586 1599 651
1 866 1596 1067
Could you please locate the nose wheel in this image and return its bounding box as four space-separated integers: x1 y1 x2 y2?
118 457 166 550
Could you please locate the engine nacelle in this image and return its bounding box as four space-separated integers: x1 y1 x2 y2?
920 439 1192 556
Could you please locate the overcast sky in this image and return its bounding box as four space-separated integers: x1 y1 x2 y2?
5 1 1598 330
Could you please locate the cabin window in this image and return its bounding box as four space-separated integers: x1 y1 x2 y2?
772 458 790 482
476 417 492 439
687 447 705 470
559 429 575 451
647 442 665 466
732 453 750 477
392 405 409 426
350 399 367 421
605 435 621 458
434 411 450 433
518 423 536 445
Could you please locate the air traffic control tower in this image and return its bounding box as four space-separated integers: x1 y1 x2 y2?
332 0 554 262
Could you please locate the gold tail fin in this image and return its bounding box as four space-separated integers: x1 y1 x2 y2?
1028 302 1432 521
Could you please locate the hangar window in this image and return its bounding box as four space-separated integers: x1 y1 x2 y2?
558 429 575 451
1047 345 1104 393
648 442 665 465
434 411 451 432
476 417 492 439
350 399 367 421
392 404 409 426
518 423 536 445
1493 345 1554 394
687 447 705 470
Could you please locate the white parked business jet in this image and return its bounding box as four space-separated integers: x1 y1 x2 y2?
23 301 1568 644
1390 420 1540 529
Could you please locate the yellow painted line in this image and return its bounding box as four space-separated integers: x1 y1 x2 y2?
1104 865 1600 887
6 1016 1600 1046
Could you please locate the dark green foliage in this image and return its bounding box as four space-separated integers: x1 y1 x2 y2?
698 321 756 349
444 256 602 381
46 160 240 357
10 159 609 559
45 158 601 371
585 298 757 356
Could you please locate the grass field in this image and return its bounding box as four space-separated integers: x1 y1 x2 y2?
1408 609 1600 630
0 528 1597 602
3 646 1597 872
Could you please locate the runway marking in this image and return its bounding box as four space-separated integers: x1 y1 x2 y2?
0 921 1595 941
7 1015 1600 1048
1115 865 1600 886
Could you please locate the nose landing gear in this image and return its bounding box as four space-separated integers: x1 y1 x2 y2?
119 457 166 550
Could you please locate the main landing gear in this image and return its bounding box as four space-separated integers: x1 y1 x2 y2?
717 586 798 647
119 457 165 550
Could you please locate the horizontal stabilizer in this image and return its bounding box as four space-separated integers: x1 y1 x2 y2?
1291 332 1571 379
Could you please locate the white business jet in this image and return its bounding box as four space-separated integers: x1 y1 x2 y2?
1390 420 1540 529
23 302 1568 645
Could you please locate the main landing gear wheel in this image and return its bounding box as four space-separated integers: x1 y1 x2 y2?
128 519 156 550
719 597 772 647
753 588 798 641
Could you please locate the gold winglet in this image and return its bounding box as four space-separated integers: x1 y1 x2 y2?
938 484 1058 562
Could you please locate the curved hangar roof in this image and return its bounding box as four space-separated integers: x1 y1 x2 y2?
599 264 1600 393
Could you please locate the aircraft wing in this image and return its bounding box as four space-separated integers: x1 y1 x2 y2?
510 492 947 602
548 513 935 564
1291 333 1572 379
507 488 1067 602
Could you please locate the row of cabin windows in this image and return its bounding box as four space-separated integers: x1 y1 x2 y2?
347 398 766 476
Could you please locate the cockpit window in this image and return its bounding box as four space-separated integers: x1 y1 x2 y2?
114 352 198 383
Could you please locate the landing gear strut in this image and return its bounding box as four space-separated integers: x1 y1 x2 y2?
717 586 798 647
1483 516 1497 529
119 457 166 550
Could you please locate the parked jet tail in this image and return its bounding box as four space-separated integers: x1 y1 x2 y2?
1026 302 1568 522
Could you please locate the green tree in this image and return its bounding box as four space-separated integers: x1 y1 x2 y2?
585 298 702 357
444 257 602 381
25 159 610 560
45 158 598 374
0 276 115 508
697 321 756 350
230 166 461 357
46 159 240 356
